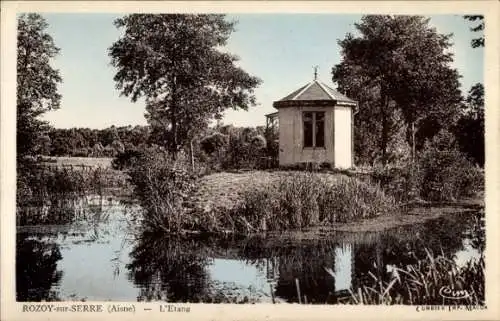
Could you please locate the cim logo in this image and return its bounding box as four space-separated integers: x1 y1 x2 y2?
439 286 470 300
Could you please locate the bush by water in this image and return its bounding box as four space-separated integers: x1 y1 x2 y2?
228 172 396 233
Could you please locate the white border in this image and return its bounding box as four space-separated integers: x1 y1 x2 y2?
1 1 499 321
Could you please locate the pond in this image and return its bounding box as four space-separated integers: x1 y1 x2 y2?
16 195 485 304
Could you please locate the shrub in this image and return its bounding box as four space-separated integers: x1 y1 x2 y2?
111 139 125 154
127 151 198 233
229 172 396 233
91 143 104 157
250 134 266 150
103 145 117 157
370 130 484 203
418 130 483 201
200 132 229 155
199 128 276 171
370 164 422 203
112 148 144 170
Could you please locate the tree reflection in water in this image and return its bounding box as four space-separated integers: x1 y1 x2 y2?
238 210 483 304
127 232 213 302
16 234 63 301
121 209 484 304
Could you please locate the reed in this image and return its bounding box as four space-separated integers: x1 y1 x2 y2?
332 249 485 305
126 151 199 233
16 162 128 225
228 172 397 233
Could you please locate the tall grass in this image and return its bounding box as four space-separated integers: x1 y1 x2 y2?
126 151 199 233
332 249 485 305
228 173 397 233
17 161 128 225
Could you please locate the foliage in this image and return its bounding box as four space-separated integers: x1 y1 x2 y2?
333 15 462 165
126 150 199 233
16 237 62 301
32 135 52 155
463 15 485 48
47 125 150 157
418 130 483 201
250 134 267 150
220 130 268 170
112 148 145 170
341 249 484 305
384 109 412 166
454 83 484 166
91 142 105 157
228 173 396 233
17 14 62 159
109 14 261 156
200 132 229 155
195 126 273 171
264 127 279 167
110 139 125 155
370 129 483 203
370 164 422 203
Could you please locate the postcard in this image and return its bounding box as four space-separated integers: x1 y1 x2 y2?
1 1 499 320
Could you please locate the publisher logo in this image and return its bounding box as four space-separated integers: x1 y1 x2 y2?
439 286 470 300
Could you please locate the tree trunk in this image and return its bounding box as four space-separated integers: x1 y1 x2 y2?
171 118 178 160
380 95 389 166
170 74 179 160
411 121 416 162
190 139 195 171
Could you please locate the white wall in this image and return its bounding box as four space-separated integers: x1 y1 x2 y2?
334 106 352 169
279 106 334 166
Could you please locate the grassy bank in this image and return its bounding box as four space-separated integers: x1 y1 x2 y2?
217 173 396 233
187 171 346 215
152 170 394 234
127 151 398 234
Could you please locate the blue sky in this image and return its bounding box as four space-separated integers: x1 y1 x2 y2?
39 13 484 129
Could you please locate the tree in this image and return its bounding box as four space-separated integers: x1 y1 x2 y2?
33 135 52 156
99 126 119 147
464 82 484 120
17 14 62 158
91 142 105 157
454 83 484 166
109 14 261 158
200 132 229 155
111 139 125 155
463 15 485 48
333 15 462 165
51 136 72 156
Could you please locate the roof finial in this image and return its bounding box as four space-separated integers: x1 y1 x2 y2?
313 65 318 81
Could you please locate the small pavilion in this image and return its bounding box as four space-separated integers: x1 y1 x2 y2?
267 69 358 169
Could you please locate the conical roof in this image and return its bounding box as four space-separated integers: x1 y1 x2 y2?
273 80 357 108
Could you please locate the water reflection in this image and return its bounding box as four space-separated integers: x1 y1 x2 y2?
16 198 484 304
127 232 212 302
16 235 62 301
16 195 140 301
17 195 110 226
